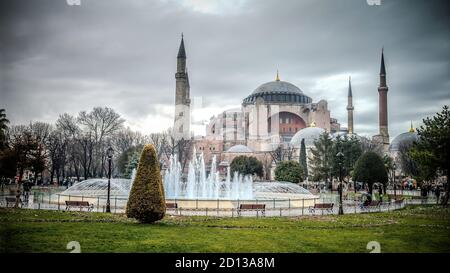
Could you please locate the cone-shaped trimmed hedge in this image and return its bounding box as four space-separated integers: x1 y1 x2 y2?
126 144 166 223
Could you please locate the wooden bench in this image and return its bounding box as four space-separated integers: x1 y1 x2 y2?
361 200 381 211
237 204 266 216
394 199 404 205
309 203 334 214
166 202 178 211
5 197 22 207
65 200 93 211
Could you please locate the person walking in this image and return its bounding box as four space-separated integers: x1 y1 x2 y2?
435 187 441 204
378 186 383 202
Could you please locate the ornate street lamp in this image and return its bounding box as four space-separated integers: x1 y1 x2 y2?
105 146 114 213
336 151 344 215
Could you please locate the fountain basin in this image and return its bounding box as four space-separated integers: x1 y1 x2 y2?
58 179 318 209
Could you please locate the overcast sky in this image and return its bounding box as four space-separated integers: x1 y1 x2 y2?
1 0 449 140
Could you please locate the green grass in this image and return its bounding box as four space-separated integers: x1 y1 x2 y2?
1 205 449 253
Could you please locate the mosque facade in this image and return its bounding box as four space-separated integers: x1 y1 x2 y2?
172 36 410 178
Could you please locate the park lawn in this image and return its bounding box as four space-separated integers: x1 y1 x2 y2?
0 205 449 253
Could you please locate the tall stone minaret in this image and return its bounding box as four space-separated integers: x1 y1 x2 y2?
174 34 191 140
346 76 354 134
378 48 389 146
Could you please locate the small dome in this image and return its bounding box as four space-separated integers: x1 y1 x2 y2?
290 127 325 147
226 144 253 153
390 131 418 152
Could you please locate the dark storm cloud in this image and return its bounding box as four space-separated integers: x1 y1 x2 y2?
0 0 449 138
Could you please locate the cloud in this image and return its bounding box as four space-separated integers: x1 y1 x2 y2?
0 0 449 141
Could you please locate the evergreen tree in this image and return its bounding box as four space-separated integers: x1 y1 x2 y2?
342 135 362 177
330 135 362 179
299 138 308 180
309 132 333 184
331 135 344 179
410 105 450 205
353 151 388 194
124 151 139 179
126 144 165 223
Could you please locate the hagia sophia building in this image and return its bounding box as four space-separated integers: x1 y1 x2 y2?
172 36 416 179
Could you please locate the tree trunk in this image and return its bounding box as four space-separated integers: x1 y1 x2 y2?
74 164 80 182
50 167 55 184
56 168 61 186
15 168 24 208
368 182 373 195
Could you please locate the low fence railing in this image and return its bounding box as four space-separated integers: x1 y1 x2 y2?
1 191 437 217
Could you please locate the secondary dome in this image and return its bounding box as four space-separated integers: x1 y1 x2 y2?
243 78 312 105
290 127 325 147
390 131 418 152
390 123 419 152
226 144 253 153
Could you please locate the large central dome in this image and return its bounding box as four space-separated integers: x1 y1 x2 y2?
243 77 312 105
252 80 304 94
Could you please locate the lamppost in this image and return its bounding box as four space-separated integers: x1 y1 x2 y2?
336 151 344 215
393 162 397 200
105 147 114 213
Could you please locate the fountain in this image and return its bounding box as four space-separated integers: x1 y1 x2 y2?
58 147 318 212
164 148 253 200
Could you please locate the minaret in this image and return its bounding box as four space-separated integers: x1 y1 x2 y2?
378 48 389 146
346 76 354 134
174 34 191 141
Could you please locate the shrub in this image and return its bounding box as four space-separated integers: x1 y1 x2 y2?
230 155 264 178
274 161 304 183
126 144 165 223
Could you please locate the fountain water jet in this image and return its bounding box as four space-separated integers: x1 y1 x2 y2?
164 149 253 200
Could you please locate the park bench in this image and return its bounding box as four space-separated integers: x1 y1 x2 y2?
394 199 404 206
5 197 22 208
166 202 178 211
361 200 381 211
309 203 334 214
65 200 93 211
237 204 266 216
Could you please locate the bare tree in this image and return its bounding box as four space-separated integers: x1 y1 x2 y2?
360 136 384 156
149 132 167 161
261 153 274 180
46 129 67 185
162 128 192 172
29 122 52 183
8 125 44 206
56 114 84 181
268 144 296 164
112 128 146 156
77 107 125 177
